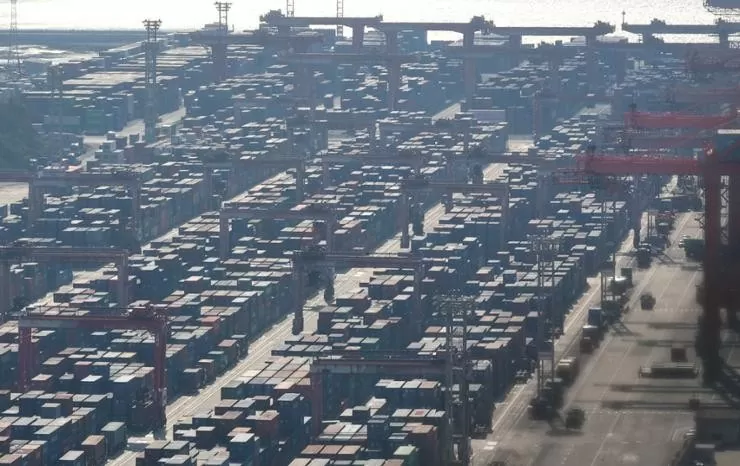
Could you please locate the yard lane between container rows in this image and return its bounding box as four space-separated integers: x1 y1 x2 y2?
471 181 680 464
107 148 510 464
474 212 707 466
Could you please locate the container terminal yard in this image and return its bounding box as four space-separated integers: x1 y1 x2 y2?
1 1 740 465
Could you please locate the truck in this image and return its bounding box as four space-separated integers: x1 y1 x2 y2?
636 246 652 268
671 346 688 363
555 357 580 385
619 267 633 287
565 407 586 430
587 308 604 332
609 276 629 296
580 325 600 353
683 238 704 261
640 292 656 310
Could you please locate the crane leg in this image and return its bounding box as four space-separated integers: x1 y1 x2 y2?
292 264 305 335
18 327 32 391
400 193 410 249
727 175 740 329
702 174 723 385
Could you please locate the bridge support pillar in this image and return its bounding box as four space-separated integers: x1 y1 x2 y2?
615 51 627 84
388 60 401 111
719 30 730 49
585 35 598 91
352 27 365 50
212 43 227 83
385 31 398 53
509 35 522 68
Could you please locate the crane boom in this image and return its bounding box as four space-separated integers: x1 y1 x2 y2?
574 146 737 385
625 111 736 130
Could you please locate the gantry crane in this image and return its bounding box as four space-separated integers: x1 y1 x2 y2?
621 104 738 151
574 142 740 384
623 106 740 239
291 251 424 335
309 355 446 430
398 178 510 249
219 204 337 259
463 149 578 219
18 305 168 428
666 85 740 105
318 152 428 187
143 19 162 144
209 152 431 207
241 156 307 202
189 29 323 83
202 155 308 203
260 10 383 50
625 109 737 130
687 48 740 75
377 118 474 154
280 52 416 112
309 353 471 465
379 17 494 108
0 246 129 321
0 170 143 235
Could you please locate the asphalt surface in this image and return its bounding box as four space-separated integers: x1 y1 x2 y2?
472 212 708 466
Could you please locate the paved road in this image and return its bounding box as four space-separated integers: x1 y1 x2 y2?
473 212 706 466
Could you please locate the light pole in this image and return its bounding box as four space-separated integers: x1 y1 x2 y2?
434 291 474 466
530 234 560 396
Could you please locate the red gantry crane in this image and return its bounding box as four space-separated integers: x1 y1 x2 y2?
625 109 737 130
621 103 738 150
18 305 168 429
621 106 739 240
574 135 740 384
